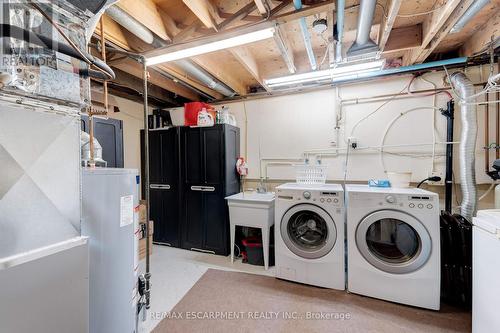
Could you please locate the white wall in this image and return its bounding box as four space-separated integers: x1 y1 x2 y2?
169 65 494 185
113 65 496 187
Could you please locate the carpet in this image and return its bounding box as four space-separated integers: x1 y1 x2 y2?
152 269 471 333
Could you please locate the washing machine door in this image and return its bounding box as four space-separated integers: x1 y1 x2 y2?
281 204 337 259
356 209 431 274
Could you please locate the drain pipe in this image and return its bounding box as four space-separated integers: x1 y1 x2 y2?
451 72 477 221
336 0 345 62
293 0 317 70
347 0 378 57
106 5 236 97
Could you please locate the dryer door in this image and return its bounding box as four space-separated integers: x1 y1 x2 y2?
281 204 337 259
356 210 431 274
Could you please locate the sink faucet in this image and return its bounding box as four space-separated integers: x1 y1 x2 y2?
256 178 267 193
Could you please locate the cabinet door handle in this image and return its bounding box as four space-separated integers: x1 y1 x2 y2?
150 184 171 190
191 186 204 191
202 186 215 192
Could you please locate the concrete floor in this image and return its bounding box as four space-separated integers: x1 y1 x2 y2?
138 245 275 333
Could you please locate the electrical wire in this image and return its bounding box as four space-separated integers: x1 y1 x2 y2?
348 77 414 141
379 106 441 172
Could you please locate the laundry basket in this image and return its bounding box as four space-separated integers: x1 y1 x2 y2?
295 163 328 184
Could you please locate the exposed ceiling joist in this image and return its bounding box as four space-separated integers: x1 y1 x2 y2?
383 25 422 53
116 0 171 41
193 55 248 95
172 21 202 42
94 15 130 50
217 2 257 31
254 0 268 15
274 24 296 73
378 0 403 52
230 46 270 92
461 9 500 56
273 0 335 24
408 0 474 64
113 58 200 101
182 0 221 30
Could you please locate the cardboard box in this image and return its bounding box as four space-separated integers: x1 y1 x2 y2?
139 220 154 261
139 200 147 224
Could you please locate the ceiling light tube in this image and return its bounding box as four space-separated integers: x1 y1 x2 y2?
265 59 385 88
146 27 275 66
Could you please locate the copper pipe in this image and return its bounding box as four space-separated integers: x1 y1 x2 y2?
485 90 490 173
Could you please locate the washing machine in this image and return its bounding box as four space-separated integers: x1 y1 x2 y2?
275 183 345 290
346 185 440 310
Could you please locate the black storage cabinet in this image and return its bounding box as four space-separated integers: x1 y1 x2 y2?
141 128 182 247
142 124 239 256
181 124 240 255
81 115 124 168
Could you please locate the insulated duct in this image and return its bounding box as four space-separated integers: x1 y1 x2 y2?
105 6 154 45
175 60 236 97
451 72 477 222
105 5 236 97
347 0 378 57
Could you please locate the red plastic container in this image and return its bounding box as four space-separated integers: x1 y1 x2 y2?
241 237 275 267
184 102 214 126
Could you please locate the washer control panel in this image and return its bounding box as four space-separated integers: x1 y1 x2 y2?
277 189 343 207
407 195 434 209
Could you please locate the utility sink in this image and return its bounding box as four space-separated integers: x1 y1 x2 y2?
225 192 275 269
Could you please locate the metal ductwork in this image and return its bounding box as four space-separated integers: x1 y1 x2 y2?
450 0 490 34
105 5 236 97
105 6 155 44
347 0 378 57
175 60 236 97
451 72 477 222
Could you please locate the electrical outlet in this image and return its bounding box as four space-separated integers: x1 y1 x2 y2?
428 171 445 185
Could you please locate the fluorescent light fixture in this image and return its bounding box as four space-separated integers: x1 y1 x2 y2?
146 27 275 66
264 59 385 88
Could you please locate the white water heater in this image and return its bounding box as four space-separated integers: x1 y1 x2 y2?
82 168 140 333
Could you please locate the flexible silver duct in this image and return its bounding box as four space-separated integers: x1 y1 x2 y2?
175 60 236 97
347 0 378 56
451 72 477 221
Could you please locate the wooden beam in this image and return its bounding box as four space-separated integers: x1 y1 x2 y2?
408 0 474 64
219 12 261 22
158 8 181 37
273 0 335 24
270 0 293 16
274 24 296 73
172 21 201 42
116 0 171 41
112 59 199 101
193 54 249 95
461 9 500 56
230 46 269 92
383 25 422 53
156 64 224 100
254 0 268 15
217 2 257 31
182 0 220 30
110 68 182 106
378 0 403 52
94 14 130 50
